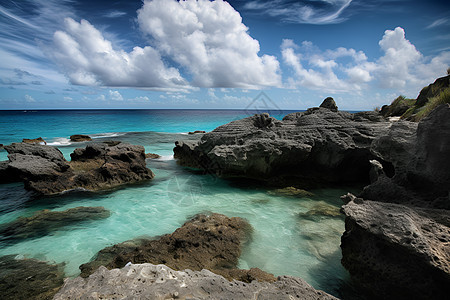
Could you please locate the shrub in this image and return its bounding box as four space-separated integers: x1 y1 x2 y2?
412 87 450 121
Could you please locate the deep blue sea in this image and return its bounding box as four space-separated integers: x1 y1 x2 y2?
0 109 358 297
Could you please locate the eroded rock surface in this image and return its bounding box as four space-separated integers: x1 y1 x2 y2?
70 134 92 142
79 213 274 283
174 99 391 188
0 206 110 241
341 199 450 299
0 255 64 300
55 263 337 300
1 141 154 195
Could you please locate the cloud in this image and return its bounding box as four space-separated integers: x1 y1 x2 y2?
50 18 186 88
109 90 123 101
427 17 449 29
282 27 450 95
137 0 281 88
103 11 127 18
244 0 352 24
24 94 35 102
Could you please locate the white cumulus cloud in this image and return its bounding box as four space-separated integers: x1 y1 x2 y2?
109 90 123 101
137 0 281 89
50 18 186 88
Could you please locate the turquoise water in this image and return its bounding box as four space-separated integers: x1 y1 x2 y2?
0 110 356 297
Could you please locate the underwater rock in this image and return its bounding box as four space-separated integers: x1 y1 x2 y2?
0 254 64 300
174 99 391 188
0 206 110 241
145 152 161 159
79 213 275 283
69 134 92 142
2 141 154 195
268 186 314 198
22 137 46 145
299 203 342 220
55 263 337 300
341 198 450 299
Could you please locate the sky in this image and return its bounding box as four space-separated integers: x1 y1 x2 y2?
0 0 449 110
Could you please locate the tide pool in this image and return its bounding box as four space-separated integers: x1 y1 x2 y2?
0 110 358 298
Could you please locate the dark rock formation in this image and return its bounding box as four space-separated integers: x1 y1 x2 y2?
1 141 154 195
0 206 110 241
55 263 337 300
79 213 274 283
145 152 161 159
174 98 390 188
380 96 415 118
188 130 206 134
416 75 450 107
69 134 92 142
361 104 450 208
0 255 65 300
319 97 338 112
22 137 46 145
341 199 450 299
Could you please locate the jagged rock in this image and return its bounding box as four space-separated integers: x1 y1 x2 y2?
2 142 154 195
361 104 450 208
268 186 314 198
341 198 450 299
79 213 275 283
319 97 338 111
22 137 46 145
70 134 92 142
55 263 337 300
145 152 161 159
188 130 206 134
174 104 391 187
0 206 110 241
0 255 65 300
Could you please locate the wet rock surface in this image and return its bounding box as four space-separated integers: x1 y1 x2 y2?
174 98 391 188
0 206 110 242
79 213 275 283
0 255 64 300
69 134 92 142
56 263 337 300
1 141 154 195
22 137 46 145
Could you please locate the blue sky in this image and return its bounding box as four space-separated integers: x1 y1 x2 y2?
0 0 449 110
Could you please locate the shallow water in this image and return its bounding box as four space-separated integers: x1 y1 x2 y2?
0 110 359 297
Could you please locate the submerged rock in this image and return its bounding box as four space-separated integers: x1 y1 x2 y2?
299 203 342 220
341 199 450 299
22 137 46 145
174 98 390 188
55 263 337 300
79 213 274 283
0 206 110 241
145 152 161 159
1 141 154 195
268 186 314 198
69 134 92 142
0 255 64 300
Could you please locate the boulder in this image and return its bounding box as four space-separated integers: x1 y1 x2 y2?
0 206 110 241
69 134 92 142
174 104 391 188
341 199 450 299
0 255 65 300
55 263 337 300
145 153 161 159
319 97 338 111
2 141 154 195
22 137 46 145
79 213 275 283
188 130 206 134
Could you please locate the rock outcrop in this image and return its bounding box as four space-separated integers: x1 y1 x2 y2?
1 141 154 195
319 97 338 112
0 255 65 300
174 98 390 187
79 213 274 283
0 207 110 242
22 137 46 145
55 263 337 300
341 199 450 299
70 134 92 142
188 130 206 134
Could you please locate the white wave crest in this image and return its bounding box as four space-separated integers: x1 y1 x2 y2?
47 137 72 146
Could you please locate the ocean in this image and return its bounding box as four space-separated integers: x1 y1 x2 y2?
0 109 358 297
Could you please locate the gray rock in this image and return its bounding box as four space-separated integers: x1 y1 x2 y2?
341 198 450 299
54 263 337 300
319 97 338 111
174 105 391 187
1 142 154 195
